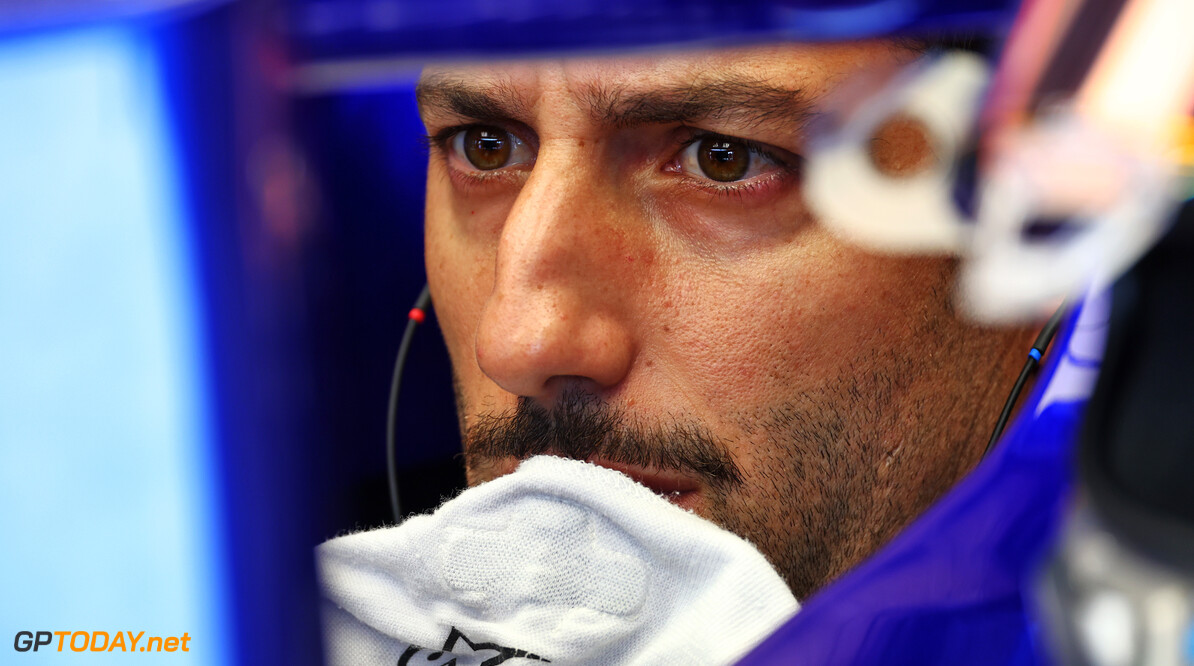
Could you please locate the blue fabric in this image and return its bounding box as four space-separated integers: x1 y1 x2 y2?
288 0 1020 66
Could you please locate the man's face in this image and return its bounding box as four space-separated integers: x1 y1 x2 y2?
418 42 1032 599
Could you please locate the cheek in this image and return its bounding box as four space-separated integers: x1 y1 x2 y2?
650 232 941 413
424 173 503 411
653 277 825 411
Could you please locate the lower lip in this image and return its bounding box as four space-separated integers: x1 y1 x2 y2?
658 489 701 512
586 458 704 512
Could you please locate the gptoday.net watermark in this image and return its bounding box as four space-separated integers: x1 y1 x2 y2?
14 631 191 654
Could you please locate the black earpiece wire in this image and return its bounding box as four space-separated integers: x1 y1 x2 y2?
984 303 1068 457
387 284 432 524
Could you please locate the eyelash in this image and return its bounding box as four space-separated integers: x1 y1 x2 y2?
423 125 464 149
426 124 799 200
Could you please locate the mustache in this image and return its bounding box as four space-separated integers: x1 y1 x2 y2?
464 392 744 488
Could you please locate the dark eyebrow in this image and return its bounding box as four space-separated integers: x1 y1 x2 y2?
416 72 817 131
586 76 817 130
416 73 534 123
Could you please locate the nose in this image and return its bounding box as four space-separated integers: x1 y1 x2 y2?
475 148 636 401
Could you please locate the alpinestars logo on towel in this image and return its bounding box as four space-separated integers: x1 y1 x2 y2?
396 627 550 666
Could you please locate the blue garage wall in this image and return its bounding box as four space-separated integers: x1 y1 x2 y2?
0 24 228 664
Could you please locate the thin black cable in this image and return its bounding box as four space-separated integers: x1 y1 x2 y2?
387 284 432 524
984 303 1068 456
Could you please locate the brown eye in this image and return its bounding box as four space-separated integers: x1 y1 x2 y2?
462 126 512 170
697 137 751 182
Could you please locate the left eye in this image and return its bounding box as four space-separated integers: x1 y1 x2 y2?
678 135 780 183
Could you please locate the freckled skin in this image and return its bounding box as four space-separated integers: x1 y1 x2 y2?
421 42 1036 598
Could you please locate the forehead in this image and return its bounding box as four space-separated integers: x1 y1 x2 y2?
416 41 911 124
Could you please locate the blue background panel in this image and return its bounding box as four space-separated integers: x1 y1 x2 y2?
0 25 228 664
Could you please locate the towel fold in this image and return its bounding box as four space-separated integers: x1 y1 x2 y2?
318 455 798 665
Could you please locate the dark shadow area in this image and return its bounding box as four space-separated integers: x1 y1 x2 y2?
293 81 466 535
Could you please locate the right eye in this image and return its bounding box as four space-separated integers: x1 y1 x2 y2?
449 126 535 171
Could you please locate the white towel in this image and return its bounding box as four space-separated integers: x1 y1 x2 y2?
317 455 798 665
